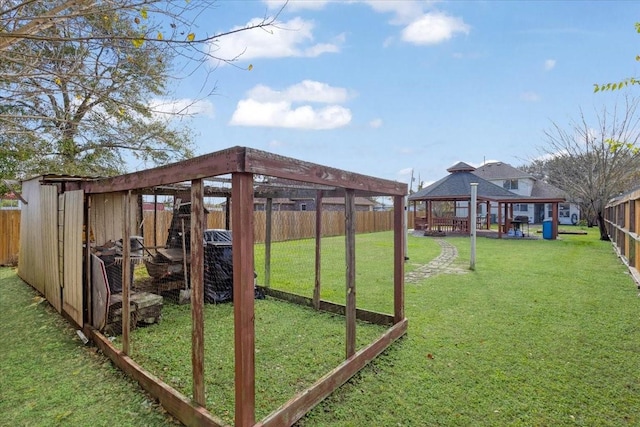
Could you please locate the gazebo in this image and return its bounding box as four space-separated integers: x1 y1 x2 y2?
408 162 564 239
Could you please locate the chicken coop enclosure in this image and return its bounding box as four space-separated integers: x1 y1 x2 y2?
17 146 408 427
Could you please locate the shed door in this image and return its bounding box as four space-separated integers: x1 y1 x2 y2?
61 190 84 326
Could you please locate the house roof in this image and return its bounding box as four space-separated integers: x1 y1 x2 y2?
472 162 533 180
530 180 566 199
408 170 519 201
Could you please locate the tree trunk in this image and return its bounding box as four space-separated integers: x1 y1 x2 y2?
597 211 610 241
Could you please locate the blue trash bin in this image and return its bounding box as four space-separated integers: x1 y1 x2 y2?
542 219 552 240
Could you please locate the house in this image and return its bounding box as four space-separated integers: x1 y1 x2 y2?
473 161 580 225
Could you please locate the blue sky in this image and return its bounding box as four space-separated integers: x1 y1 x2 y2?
153 0 640 190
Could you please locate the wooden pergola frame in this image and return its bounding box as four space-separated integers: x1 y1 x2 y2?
79 146 408 427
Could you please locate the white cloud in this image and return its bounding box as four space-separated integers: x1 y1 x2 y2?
210 17 340 64
362 0 426 25
149 98 215 119
230 99 351 129
231 81 353 130
398 167 413 176
520 92 540 102
402 12 470 45
247 80 350 103
369 118 383 128
544 59 556 71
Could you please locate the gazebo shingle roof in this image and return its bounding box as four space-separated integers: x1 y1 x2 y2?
408 170 518 201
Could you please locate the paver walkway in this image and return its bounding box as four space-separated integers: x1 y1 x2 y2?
405 238 468 283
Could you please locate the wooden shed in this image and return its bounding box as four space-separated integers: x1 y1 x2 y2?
17 147 408 427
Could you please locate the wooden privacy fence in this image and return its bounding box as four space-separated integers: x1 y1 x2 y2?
605 187 640 275
142 210 396 249
0 210 20 265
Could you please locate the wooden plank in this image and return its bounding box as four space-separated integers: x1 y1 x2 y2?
313 191 322 310
40 185 61 312
394 195 406 324
122 191 131 354
345 189 356 359
259 287 394 326
190 179 205 405
62 190 84 326
258 319 408 427
84 327 228 427
244 147 406 196
81 146 244 194
17 179 43 292
265 198 272 287
91 254 110 330
231 172 255 427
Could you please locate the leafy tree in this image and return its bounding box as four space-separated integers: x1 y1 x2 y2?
594 22 640 92
0 1 284 192
538 96 640 240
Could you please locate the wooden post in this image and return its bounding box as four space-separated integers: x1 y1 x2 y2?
225 196 231 230
497 202 503 239
394 195 405 324
313 191 323 310
85 195 92 325
122 191 131 355
153 192 158 249
345 189 356 359
191 179 205 406
265 198 272 288
552 202 559 240
232 172 255 427
486 201 491 230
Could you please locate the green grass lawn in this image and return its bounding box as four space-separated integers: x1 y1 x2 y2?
2 227 640 426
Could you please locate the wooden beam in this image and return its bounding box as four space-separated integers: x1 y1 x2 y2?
84 327 227 427
313 191 323 310
259 287 395 326
244 148 406 196
190 179 205 405
122 191 131 355
81 146 407 197
232 172 255 427
81 146 245 194
393 196 405 324
257 319 408 427
345 189 356 359
265 198 272 288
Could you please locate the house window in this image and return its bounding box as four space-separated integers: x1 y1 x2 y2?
300 203 307 211
503 179 518 190
514 204 528 212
